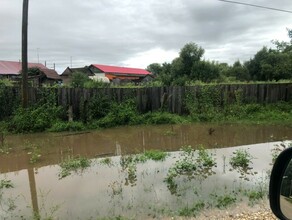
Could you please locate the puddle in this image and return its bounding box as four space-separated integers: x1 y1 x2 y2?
1 123 291 173
0 141 289 219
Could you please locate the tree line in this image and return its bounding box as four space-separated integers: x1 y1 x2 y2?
146 29 292 85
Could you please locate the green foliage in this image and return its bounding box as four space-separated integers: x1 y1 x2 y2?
246 190 265 204
120 155 137 186
83 80 109 89
197 146 216 167
0 82 19 120
59 156 91 179
146 63 163 76
29 147 42 164
227 61 250 81
192 60 220 82
179 42 204 76
81 94 112 122
0 179 14 189
49 121 85 132
184 86 222 122
8 90 63 133
178 201 205 217
215 195 236 209
100 157 113 166
135 150 168 162
229 149 253 169
8 106 62 133
97 100 141 128
70 72 90 88
165 145 216 194
246 43 292 81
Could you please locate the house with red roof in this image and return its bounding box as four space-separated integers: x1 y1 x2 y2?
0 60 61 86
61 64 153 85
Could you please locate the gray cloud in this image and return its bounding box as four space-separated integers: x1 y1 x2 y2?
0 0 292 73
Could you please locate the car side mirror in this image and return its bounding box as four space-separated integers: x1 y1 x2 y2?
270 147 292 220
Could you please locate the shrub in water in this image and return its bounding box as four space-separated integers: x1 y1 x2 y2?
49 121 85 132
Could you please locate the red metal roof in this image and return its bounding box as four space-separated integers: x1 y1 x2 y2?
92 64 151 75
0 60 47 75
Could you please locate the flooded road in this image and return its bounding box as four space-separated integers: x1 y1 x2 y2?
1 123 291 173
0 124 291 219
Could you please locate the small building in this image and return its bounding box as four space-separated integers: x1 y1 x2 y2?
60 67 94 84
89 64 152 83
0 60 61 86
60 64 153 85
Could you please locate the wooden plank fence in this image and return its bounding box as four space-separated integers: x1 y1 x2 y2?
8 83 292 116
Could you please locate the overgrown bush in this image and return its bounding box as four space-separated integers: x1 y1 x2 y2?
97 100 142 128
0 82 19 120
184 86 222 122
49 121 85 132
8 90 63 133
80 94 112 122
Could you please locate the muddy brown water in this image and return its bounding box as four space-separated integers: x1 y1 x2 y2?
0 123 291 219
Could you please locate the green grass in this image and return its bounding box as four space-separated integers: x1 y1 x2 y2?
99 157 113 166
230 149 253 169
1 100 292 134
135 149 168 162
59 156 91 179
215 195 237 209
49 121 86 132
0 179 14 189
246 190 265 204
178 201 205 217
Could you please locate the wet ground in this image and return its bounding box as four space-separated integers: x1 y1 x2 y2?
0 123 291 219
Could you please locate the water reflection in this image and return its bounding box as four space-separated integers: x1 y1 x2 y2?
1 123 292 173
0 142 285 219
1 123 292 218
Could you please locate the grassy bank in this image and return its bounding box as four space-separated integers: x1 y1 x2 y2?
0 85 291 133
0 101 291 134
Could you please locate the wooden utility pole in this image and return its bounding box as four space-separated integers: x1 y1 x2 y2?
22 0 29 108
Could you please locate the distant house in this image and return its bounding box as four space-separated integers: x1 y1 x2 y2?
0 60 61 86
60 67 94 84
89 64 152 83
60 64 153 85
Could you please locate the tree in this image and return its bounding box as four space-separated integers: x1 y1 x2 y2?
246 43 292 81
146 63 163 76
179 42 204 76
228 61 250 81
192 60 220 83
246 47 270 81
70 72 90 88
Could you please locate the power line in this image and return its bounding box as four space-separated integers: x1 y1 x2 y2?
218 0 292 14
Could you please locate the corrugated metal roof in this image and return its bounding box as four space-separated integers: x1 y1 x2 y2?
0 60 47 75
92 64 151 75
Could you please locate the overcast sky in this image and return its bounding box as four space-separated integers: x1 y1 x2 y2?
0 0 292 73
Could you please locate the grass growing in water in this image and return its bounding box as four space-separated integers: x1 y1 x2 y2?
215 195 237 209
100 157 113 166
229 149 255 180
59 156 91 179
229 149 253 169
165 145 216 194
135 149 168 162
178 201 205 217
0 179 14 189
